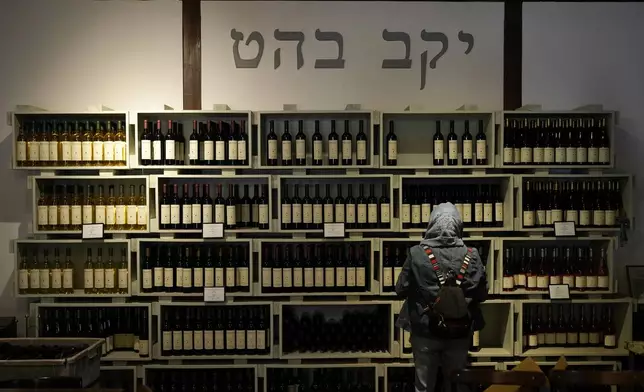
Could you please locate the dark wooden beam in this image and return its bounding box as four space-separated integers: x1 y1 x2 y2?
183 0 202 110
503 0 522 110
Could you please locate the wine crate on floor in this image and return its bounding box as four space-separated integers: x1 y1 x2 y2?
153 174 272 234
13 111 130 170
15 239 131 298
379 238 495 296
142 365 257 392
277 175 394 234
257 110 375 169
497 237 614 295
156 302 273 360
517 299 632 357
264 364 377 392
99 365 136 392
31 302 152 362
136 238 252 298
380 111 495 170
396 300 514 359
278 301 394 359
257 238 376 297
133 111 252 169
516 173 632 233
32 175 150 234
498 110 614 169
398 175 514 233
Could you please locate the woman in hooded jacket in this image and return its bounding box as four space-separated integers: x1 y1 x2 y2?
395 202 488 392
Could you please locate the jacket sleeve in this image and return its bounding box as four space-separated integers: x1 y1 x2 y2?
394 248 412 299
464 248 488 303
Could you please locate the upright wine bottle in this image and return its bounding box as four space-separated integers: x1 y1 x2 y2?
267 120 278 166
341 120 353 165
476 119 487 165
295 120 306 166
328 120 339 166
281 120 292 166
447 120 458 166
386 121 397 166
433 121 444 166
462 121 473 165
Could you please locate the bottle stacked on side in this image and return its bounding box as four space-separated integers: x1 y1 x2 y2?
140 243 250 294
261 242 370 293
503 116 610 166
522 304 618 350
522 179 622 228
36 183 147 232
266 119 369 167
39 306 149 358
384 119 488 167
16 120 127 167
139 119 249 166
502 245 610 292
267 367 376 392
280 183 390 230
401 184 504 230
281 306 389 354
145 368 255 392
381 240 490 293
159 183 269 231
18 246 128 295
160 305 270 356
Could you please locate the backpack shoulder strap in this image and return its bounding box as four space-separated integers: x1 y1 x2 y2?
456 248 473 286
422 245 473 286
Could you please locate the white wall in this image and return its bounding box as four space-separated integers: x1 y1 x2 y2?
523 2 644 294
0 0 183 323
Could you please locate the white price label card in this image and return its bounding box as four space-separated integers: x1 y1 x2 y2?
202 223 224 239
324 223 345 238
554 221 576 237
548 284 571 300
204 287 225 302
82 223 104 239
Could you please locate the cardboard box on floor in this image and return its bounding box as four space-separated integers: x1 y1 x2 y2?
483 356 568 392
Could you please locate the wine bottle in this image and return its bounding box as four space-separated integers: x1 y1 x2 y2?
433 121 444 166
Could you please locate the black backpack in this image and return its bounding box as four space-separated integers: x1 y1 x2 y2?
419 245 473 339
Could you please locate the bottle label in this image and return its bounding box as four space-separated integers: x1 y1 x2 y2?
577 147 587 163
357 267 366 287
463 140 473 160
214 330 225 350
528 335 538 347
545 333 556 345
292 203 302 223
474 203 483 222
313 140 323 160
81 141 92 161
94 269 105 288
420 204 431 223
281 140 292 161
39 142 50 162
588 147 599 163
103 141 114 162
118 269 128 289
37 206 48 226
189 140 199 161
246 330 257 350
302 204 313 224
83 268 94 289
495 202 504 222
59 206 70 225
92 141 104 161
368 203 378 223
304 268 314 287
536 276 549 288
204 268 214 287
536 210 546 226
455 203 463 220
16 141 27 162
554 147 565 163
324 204 334 223
325 267 335 287
599 147 610 163
192 268 203 287
328 140 338 160
105 269 115 288
520 147 532 163
566 332 578 345
523 211 535 226
589 332 600 345
182 204 193 225
92 205 104 224
272 267 283 288
215 141 225 161
18 270 29 289
565 210 578 224
380 204 390 223
225 267 235 287
202 205 213 223
555 332 567 345
357 140 367 161
212 204 224 223
115 141 126 162
69 205 81 225
80 205 92 224
483 203 493 222
334 204 344 223
134 205 146 226
401 204 411 223
228 140 238 161
382 268 393 288
410 205 420 224
152 267 163 287
116 205 127 225
434 140 444 160
259 205 269 224
526 275 537 288
549 275 562 285
345 267 356 287
544 147 555 163
282 268 293 287
387 140 398 161
593 210 605 226
281 204 292 224
513 148 520 163
237 267 249 287
170 205 181 224
503 147 513 163
295 139 306 160
237 140 247 161
605 210 616 226
183 269 193 288
551 209 563 223
598 275 609 288
357 204 367 224
140 140 152 160
214 267 224 287
29 269 40 289
565 147 577 163
533 147 544 163
579 210 591 226
204 141 215 160
314 268 324 287
141 269 152 289
342 140 352 161
104 205 116 225
256 330 266 350
562 275 575 287
502 276 514 289
586 275 598 289
48 206 58 226
49 269 61 288
604 334 616 347
165 140 175 160
462 204 472 223
160 205 171 225
267 140 278 160
70 141 81 161
335 267 346 287
575 275 586 289
476 140 487 160
448 140 458 160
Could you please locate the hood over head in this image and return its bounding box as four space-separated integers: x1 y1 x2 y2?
420 202 464 247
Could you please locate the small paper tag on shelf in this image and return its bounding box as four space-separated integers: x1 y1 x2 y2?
204 287 225 302
324 223 345 238
548 284 570 300
82 223 104 239
554 221 576 237
203 223 224 239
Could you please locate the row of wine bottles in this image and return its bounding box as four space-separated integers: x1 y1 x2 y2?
16 120 127 167
266 119 369 166
522 179 622 227
503 117 610 165
266 367 375 392
401 184 504 228
18 247 128 294
384 120 488 166
161 306 270 356
39 307 149 357
37 184 147 231
281 308 389 354
140 244 250 293
261 243 370 293
146 368 255 392
281 183 390 229
502 246 610 292
140 119 249 166
522 304 618 349
159 183 270 230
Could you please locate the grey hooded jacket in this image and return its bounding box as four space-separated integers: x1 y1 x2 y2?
394 202 488 338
